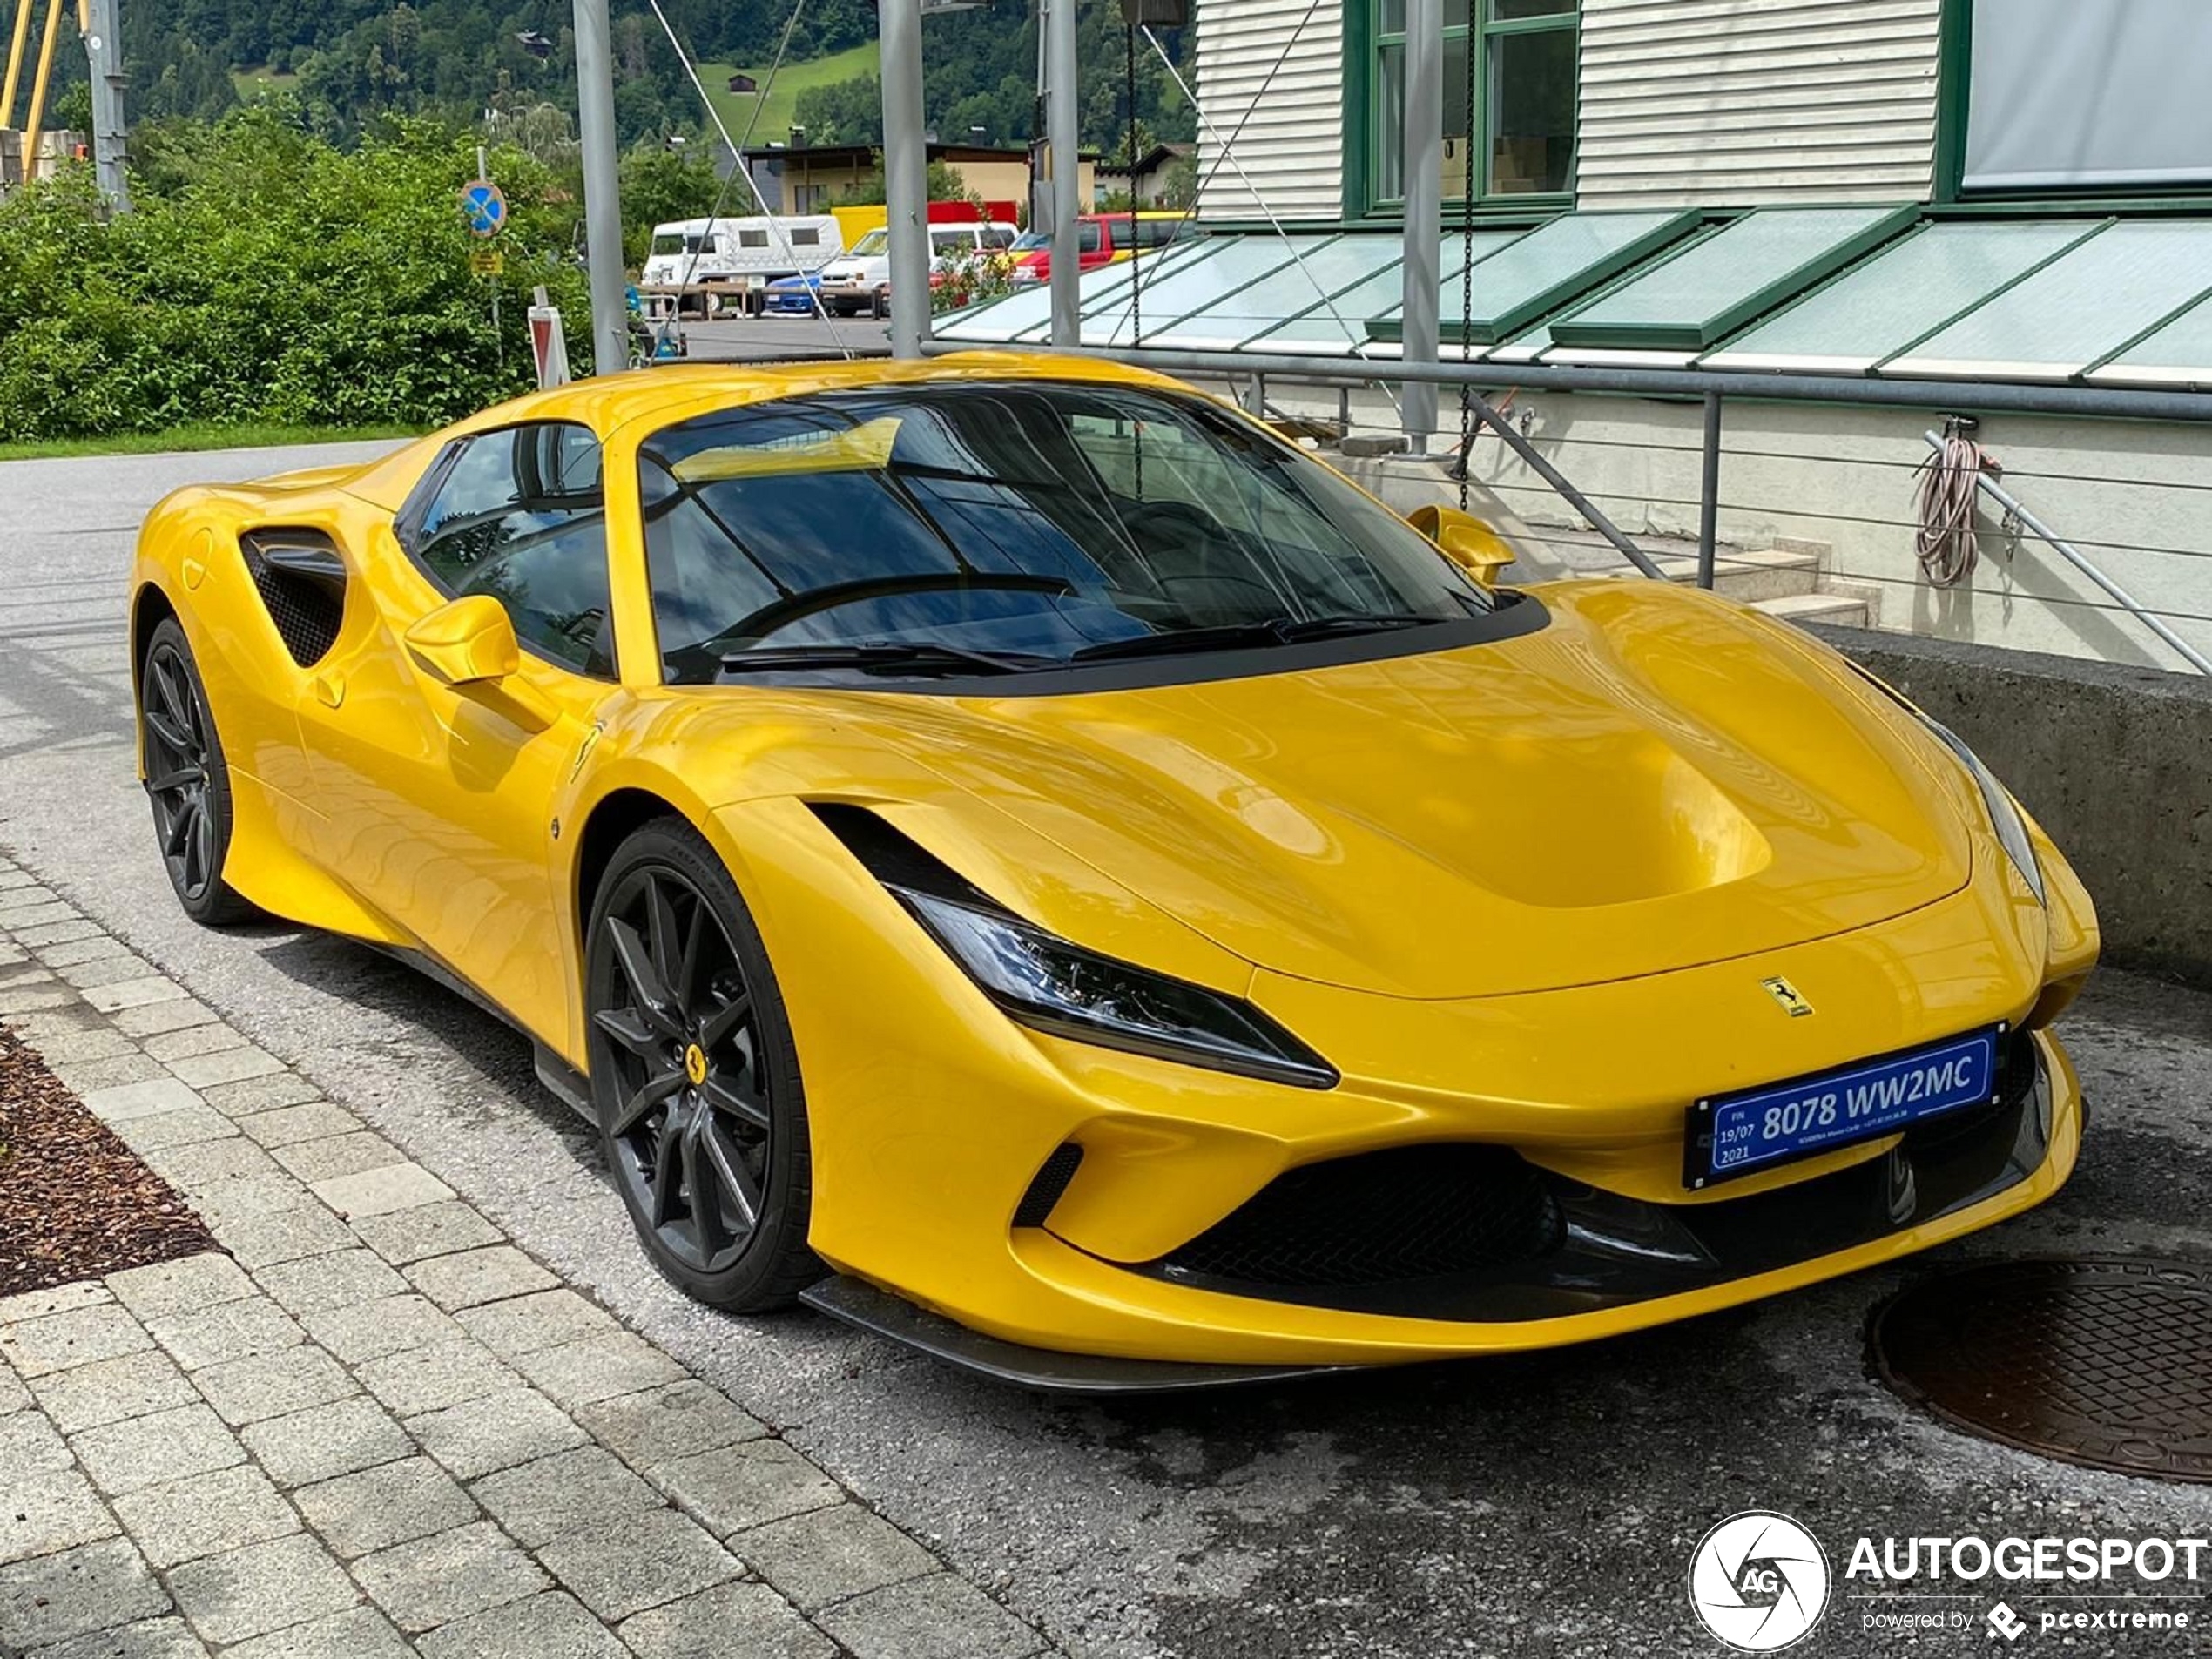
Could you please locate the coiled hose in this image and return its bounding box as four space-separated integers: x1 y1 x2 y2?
1914 430 1998 588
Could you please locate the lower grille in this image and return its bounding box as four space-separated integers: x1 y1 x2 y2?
1157 1144 1563 1289
1013 1143 1084 1228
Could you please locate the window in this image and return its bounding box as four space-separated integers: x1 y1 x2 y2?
1952 0 2212 194
929 228 974 254
738 228 768 248
981 225 1015 249
792 226 820 246
404 423 616 679
1363 0 1577 213
1078 220 1103 254
634 383 1491 685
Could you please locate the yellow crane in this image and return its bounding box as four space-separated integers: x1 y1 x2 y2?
2 0 78 188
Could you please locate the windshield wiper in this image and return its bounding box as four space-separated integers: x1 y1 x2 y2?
1067 612 1446 664
718 643 1050 678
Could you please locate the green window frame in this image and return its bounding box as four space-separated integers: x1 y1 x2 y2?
1344 0 1579 221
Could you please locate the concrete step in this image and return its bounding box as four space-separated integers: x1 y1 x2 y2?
1757 591 1872 631
1642 546 1823 604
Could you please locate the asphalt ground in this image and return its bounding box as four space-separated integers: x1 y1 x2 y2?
4 442 2212 1657
680 313 893 362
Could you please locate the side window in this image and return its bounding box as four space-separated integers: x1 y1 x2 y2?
1078 221 1103 254
982 225 1014 249
792 226 820 246
929 228 972 255
404 423 616 679
738 227 768 248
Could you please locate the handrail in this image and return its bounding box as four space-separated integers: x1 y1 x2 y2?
1919 431 2212 677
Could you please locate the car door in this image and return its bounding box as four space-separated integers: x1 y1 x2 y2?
295 420 621 1042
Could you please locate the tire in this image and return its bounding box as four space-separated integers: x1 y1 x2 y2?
583 819 819 1311
138 616 257 927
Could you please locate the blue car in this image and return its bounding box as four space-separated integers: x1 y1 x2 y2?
763 273 824 316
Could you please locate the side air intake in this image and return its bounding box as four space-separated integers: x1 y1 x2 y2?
239 529 347 667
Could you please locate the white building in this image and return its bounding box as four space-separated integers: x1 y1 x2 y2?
941 0 2212 671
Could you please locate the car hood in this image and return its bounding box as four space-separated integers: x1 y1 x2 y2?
831 582 1973 1000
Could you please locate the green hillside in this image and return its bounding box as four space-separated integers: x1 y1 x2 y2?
698 41 878 150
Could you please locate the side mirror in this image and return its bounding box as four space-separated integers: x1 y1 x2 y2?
402 596 558 731
1407 503 1515 589
403 595 519 686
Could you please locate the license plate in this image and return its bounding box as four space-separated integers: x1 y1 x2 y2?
1685 1026 2002 1189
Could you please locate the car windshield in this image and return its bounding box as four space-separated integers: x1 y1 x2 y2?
636 381 1498 685
849 229 890 256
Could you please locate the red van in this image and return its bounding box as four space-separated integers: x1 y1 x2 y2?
1007 212 1189 287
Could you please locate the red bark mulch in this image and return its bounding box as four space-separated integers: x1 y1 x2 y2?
0 1027 219 1298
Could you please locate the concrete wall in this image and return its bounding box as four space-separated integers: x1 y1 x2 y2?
1809 624 2212 988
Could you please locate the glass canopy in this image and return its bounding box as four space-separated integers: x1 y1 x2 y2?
931 209 2212 390
1884 220 2212 381
1703 221 2101 374
1548 206 1914 354
2087 293 2212 388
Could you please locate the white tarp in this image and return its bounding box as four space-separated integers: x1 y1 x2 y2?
1965 0 2212 190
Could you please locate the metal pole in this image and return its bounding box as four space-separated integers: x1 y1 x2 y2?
1696 390 1723 589
82 0 127 210
1922 431 2212 677
1399 0 1442 451
1044 0 1080 347
572 0 629 376
22 0 62 180
3 0 35 134
1472 397 1663 579
880 0 928 359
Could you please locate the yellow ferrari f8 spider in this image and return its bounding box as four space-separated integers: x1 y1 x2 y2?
132 356 2097 1389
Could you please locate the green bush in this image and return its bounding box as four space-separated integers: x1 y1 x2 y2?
0 104 592 441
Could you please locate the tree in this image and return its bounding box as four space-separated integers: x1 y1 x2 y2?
617 143 723 265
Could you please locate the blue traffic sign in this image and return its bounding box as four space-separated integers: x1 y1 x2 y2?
461 179 508 239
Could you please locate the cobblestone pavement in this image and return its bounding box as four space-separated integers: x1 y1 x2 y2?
0 867 1057 1659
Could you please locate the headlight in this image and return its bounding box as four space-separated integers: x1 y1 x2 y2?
1846 665 2044 905
1919 718 2046 906
892 887 1338 1089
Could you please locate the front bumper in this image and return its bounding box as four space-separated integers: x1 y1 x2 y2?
718 796 2094 1373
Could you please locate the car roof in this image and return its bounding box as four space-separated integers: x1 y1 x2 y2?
340 353 1187 510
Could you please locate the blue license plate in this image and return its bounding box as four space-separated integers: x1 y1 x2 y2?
1686 1027 2002 1188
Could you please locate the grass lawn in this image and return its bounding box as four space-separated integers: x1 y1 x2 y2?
698 41 878 150
0 422 422 463
231 65 300 98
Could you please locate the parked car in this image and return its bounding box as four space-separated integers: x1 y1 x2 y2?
130 355 2098 1389
761 273 825 316
816 222 1018 318
1008 212 1190 287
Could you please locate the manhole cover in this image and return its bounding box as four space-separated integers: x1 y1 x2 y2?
1869 1257 2212 1484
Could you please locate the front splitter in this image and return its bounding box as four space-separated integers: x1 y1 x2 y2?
799 1276 1359 1394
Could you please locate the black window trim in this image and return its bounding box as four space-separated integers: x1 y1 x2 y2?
390 418 621 684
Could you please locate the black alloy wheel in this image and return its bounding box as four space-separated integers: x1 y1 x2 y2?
584 820 819 1310
138 617 255 926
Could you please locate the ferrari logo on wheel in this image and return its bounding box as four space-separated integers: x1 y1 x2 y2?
1761 976 1814 1018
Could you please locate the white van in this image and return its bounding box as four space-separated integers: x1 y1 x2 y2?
816 221 1018 318
638 215 845 318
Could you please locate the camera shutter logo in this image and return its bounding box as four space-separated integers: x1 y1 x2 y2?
1687 1511 1831 1651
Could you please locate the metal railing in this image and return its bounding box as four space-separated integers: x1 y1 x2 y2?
1920 431 2212 677
921 335 2212 674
